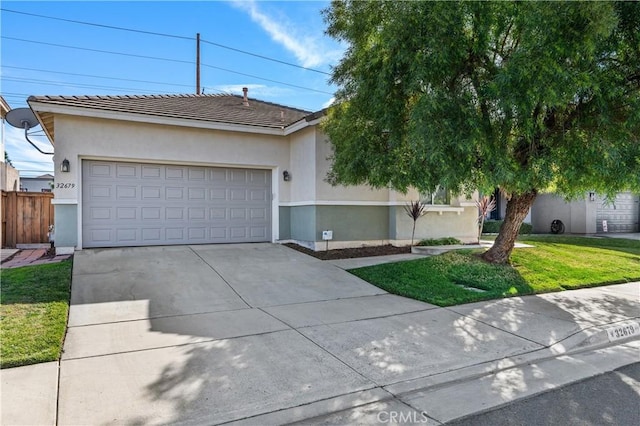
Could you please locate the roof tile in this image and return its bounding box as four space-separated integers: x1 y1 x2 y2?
28 93 312 129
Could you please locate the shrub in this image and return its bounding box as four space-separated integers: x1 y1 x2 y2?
482 220 533 235
417 237 462 246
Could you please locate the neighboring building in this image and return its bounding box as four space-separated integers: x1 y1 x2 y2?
20 173 54 192
531 192 639 234
489 189 532 223
1 96 20 192
28 93 478 255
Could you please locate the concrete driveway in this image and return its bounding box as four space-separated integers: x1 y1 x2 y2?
57 244 640 425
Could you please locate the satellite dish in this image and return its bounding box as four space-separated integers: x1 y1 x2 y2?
6 108 39 130
5 107 53 155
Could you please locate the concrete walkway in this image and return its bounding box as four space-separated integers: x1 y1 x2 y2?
1 244 638 425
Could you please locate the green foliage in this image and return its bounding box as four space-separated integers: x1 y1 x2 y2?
1 261 72 368
323 1 640 199
417 237 463 246
350 236 639 306
4 151 13 167
483 220 532 234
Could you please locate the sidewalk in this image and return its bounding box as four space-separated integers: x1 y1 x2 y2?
1 248 71 269
1 280 638 425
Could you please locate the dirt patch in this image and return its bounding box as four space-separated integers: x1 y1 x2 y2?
285 243 411 260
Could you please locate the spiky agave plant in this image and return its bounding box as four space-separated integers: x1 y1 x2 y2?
404 200 426 246
476 195 497 243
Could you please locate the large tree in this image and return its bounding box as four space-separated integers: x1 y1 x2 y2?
323 1 640 263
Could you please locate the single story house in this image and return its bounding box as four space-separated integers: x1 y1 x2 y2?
27 92 478 255
20 173 54 192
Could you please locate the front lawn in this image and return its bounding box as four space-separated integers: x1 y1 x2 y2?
349 236 640 307
1 261 72 368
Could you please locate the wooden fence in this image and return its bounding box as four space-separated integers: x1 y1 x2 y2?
1 191 54 248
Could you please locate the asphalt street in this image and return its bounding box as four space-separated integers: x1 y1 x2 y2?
447 362 640 426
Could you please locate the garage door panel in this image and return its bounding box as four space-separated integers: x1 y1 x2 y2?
211 227 227 240
90 207 112 220
188 168 206 181
166 208 184 220
166 228 185 241
596 192 639 233
141 165 161 179
166 168 185 180
250 170 269 184
116 164 137 178
116 186 137 199
90 186 110 199
83 161 271 247
166 187 184 199
88 163 113 178
117 207 137 220
142 228 162 242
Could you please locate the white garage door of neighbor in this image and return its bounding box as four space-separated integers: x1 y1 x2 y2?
82 160 272 248
596 192 639 233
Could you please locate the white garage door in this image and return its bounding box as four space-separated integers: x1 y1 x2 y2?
596 192 639 233
82 160 271 248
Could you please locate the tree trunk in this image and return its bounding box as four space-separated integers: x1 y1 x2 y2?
411 221 416 246
482 191 537 264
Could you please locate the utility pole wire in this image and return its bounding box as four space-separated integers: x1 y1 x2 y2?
2 8 332 75
3 36 333 95
2 36 194 64
3 65 199 89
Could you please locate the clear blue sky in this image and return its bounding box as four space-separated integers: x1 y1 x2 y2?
1 1 343 176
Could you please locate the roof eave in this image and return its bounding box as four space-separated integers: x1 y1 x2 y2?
0 96 11 119
28 101 295 137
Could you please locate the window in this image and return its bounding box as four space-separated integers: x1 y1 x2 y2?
422 186 450 205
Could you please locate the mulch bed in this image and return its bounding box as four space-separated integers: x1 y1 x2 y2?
285 243 411 260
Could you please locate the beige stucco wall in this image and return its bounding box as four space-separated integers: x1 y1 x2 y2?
314 129 390 202
288 127 316 203
393 206 478 244
50 113 480 250
1 162 19 191
531 193 596 234
52 115 291 202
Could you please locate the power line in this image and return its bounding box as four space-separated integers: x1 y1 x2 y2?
3 36 333 95
4 65 198 90
200 38 330 76
1 8 193 40
200 63 333 95
10 160 53 164
3 77 184 95
2 7 332 75
2 36 194 65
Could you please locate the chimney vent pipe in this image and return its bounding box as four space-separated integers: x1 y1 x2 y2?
242 87 249 106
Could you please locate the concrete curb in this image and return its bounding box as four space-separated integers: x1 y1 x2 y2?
384 321 640 397
400 340 640 424
283 339 640 426
272 324 640 425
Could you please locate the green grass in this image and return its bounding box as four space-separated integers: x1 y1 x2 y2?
1 261 72 368
350 236 640 306
511 235 640 290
